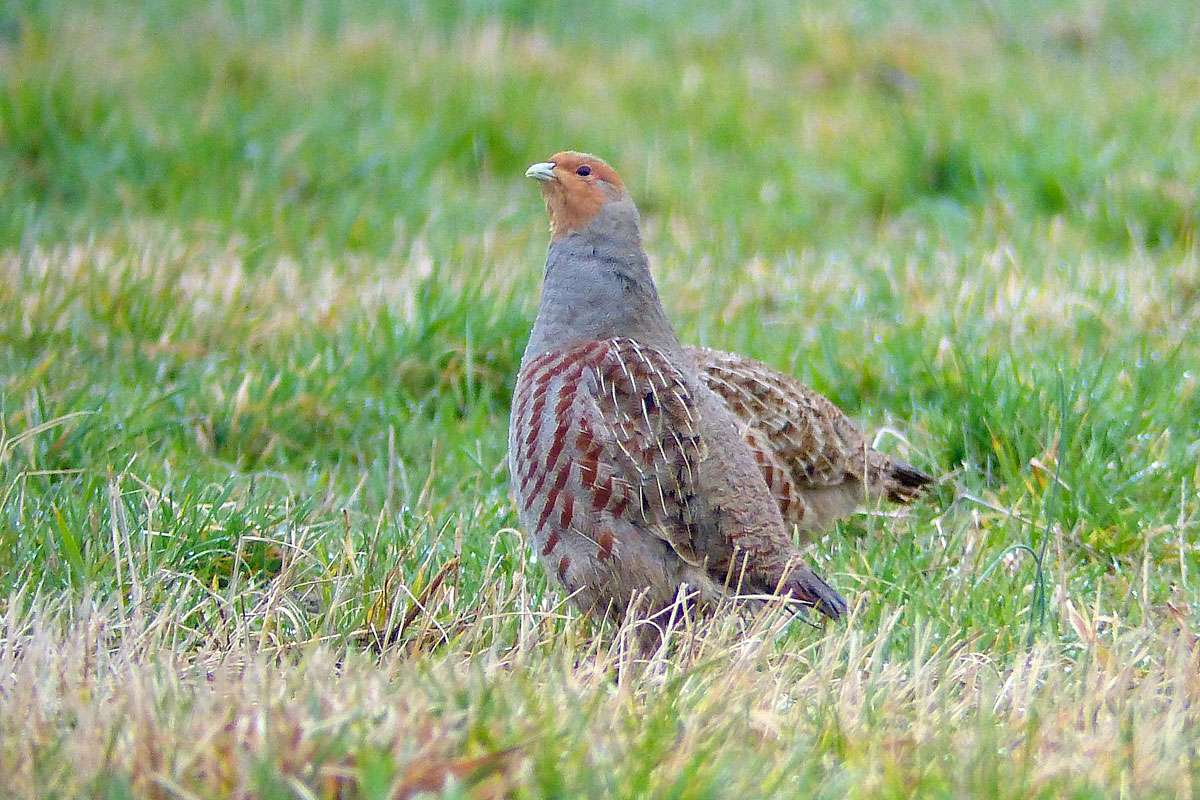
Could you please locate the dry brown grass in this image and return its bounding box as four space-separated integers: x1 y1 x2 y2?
3 574 1199 798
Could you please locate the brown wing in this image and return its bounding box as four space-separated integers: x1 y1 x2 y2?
688 346 931 526
588 338 712 561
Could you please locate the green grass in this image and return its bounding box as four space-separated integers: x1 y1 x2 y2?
2 0 1200 796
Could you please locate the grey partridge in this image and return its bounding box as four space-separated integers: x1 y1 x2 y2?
509 151 930 627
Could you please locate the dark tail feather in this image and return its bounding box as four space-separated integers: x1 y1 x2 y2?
884 458 934 503
778 566 848 621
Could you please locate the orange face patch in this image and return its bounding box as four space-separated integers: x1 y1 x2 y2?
547 151 625 190
536 151 626 240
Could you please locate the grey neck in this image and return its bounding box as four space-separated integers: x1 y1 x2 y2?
523 199 682 365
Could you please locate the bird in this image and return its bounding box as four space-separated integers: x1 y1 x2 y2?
509 150 931 632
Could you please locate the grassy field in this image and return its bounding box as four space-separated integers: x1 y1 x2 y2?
2 0 1199 796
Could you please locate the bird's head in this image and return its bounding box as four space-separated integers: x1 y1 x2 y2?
525 151 629 241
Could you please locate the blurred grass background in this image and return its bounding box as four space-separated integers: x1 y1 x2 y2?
2 1 1200 797
5 1 1198 253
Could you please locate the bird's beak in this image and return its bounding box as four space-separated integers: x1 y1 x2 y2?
524 161 557 182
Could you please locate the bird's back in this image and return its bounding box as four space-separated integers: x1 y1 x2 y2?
688 346 932 531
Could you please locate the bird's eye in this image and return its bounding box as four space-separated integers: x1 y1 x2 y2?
576 165 592 177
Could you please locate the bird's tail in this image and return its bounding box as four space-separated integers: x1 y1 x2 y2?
869 451 934 504
776 563 848 621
